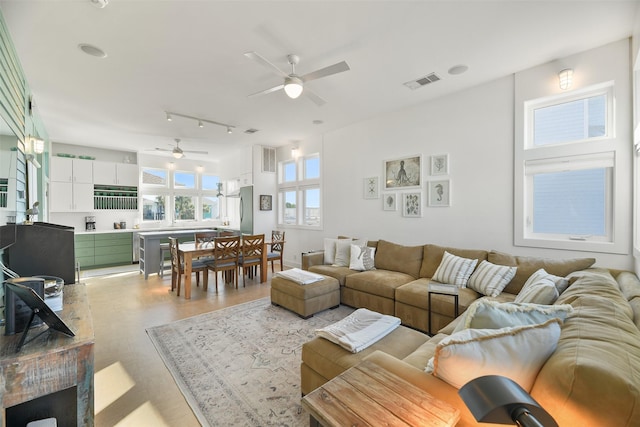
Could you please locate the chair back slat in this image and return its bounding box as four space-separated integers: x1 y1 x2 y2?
214 236 241 262
241 234 265 261
271 230 285 252
195 231 217 247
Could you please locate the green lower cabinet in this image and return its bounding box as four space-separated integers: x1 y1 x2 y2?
75 232 133 269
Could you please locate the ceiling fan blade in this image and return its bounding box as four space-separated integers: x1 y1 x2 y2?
244 51 289 78
248 84 285 98
184 150 209 155
303 87 327 106
154 148 171 152
301 61 350 82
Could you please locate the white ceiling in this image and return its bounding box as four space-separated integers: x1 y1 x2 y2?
0 0 638 161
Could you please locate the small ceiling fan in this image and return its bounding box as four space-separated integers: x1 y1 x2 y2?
154 139 208 159
245 51 350 106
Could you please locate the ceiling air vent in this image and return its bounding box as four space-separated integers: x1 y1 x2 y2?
244 128 259 134
403 72 441 90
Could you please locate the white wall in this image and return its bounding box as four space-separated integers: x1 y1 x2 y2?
283 40 635 271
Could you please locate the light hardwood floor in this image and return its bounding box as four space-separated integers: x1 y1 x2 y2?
85 264 272 426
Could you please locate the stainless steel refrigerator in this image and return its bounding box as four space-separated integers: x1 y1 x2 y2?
239 185 253 234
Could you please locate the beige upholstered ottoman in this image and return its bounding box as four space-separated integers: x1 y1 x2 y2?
271 275 340 318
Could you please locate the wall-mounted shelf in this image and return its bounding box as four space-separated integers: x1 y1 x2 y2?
93 185 138 210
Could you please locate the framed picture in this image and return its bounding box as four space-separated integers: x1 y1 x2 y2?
384 155 421 189
428 180 451 207
382 193 397 211
431 154 449 175
402 192 422 217
259 194 272 211
363 176 379 199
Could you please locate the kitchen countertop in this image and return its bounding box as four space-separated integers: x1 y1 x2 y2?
75 225 234 235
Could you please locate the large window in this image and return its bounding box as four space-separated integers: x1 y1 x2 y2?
140 167 220 223
278 153 321 228
515 82 625 252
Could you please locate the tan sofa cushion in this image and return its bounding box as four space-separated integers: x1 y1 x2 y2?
309 265 359 287
374 240 423 278
531 295 640 426
617 271 640 301
345 269 414 299
487 250 596 295
395 278 480 315
301 325 427 383
419 244 488 278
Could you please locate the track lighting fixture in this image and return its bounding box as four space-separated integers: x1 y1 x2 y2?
227 126 232 134
164 111 236 133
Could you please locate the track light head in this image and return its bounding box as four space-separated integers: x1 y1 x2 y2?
166 112 172 122
198 121 204 128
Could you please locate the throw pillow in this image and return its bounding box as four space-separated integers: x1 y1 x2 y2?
452 299 573 333
323 238 341 265
427 318 562 391
432 251 478 287
333 239 365 267
514 275 559 305
349 244 376 271
467 260 517 297
522 268 570 296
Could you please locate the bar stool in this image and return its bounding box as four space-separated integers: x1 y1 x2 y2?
159 242 170 277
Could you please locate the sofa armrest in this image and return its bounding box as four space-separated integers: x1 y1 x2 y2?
302 250 325 270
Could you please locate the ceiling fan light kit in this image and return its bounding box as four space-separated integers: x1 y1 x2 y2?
284 76 303 99
154 138 208 159
245 51 350 105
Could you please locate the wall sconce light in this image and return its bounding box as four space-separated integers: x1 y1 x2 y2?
558 68 573 90
291 145 300 159
32 137 44 154
459 375 558 427
168 161 175 169
27 135 45 154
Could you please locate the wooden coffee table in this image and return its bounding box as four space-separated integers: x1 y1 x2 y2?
302 358 460 427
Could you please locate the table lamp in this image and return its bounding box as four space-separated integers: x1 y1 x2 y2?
458 375 558 427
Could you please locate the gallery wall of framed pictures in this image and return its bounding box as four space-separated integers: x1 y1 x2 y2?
362 152 451 217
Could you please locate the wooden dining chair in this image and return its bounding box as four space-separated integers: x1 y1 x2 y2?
238 234 265 286
205 236 241 291
194 231 217 247
169 237 208 296
267 230 285 273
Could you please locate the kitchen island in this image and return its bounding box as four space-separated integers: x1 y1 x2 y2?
138 228 239 279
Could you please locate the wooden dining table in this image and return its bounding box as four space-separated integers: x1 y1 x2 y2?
178 240 270 299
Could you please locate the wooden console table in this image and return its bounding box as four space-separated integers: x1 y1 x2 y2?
0 283 94 426
302 359 460 427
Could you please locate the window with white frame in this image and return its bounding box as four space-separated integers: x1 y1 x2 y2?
140 167 220 223
278 153 321 228
515 82 623 251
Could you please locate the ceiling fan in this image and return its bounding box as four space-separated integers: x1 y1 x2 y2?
154 139 208 159
245 51 350 106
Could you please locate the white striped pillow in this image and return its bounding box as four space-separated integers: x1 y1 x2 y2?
432 251 478 287
468 260 517 297
522 268 570 295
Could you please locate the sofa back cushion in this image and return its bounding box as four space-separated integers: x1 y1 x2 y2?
487 251 595 295
374 240 423 278
531 272 640 427
420 244 488 278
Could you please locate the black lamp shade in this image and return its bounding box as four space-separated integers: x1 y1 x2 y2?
458 375 558 427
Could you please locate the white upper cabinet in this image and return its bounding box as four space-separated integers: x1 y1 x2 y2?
93 161 138 186
50 157 93 183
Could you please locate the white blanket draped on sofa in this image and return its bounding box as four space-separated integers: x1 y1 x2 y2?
316 308 401 353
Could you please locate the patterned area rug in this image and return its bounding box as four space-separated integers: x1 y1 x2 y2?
146 298 354 426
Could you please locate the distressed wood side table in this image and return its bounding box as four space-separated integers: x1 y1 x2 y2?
302 358 460 427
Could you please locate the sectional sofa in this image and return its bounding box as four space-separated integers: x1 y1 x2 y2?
300 238 640 426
